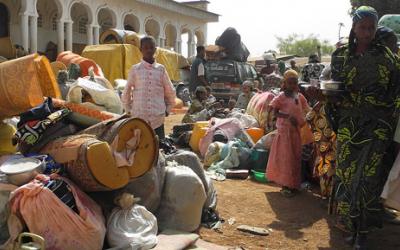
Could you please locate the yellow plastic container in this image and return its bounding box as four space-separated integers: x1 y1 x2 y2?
189 122 209 152
0 122 16 155
246 127 265 144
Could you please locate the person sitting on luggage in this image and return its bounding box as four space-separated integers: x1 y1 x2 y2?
182 86 208 123
235 80 255 110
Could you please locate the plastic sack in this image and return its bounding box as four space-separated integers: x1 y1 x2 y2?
4 174 106 250
228 111 259 128
253 130 277 150
165 151 208 193
0 184 17 245
67 78 123 114
204 142 225 168
107 201 158 250
204 174 217 210
157 163 206 232
122 153 166 213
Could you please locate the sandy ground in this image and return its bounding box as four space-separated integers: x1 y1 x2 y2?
165 114 400 250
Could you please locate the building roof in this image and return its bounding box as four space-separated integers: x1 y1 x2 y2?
136 0 219 22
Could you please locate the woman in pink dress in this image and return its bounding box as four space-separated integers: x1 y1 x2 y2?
267 70 310 197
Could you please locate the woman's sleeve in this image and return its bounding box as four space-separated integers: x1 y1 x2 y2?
300 93 311 112
269 94 282 110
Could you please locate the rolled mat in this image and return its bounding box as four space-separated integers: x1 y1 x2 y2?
0 54 44 117
52 98 117 121
56 51 101 77
40 134 129 192
79 116 158 178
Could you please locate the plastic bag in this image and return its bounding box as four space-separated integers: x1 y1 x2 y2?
4 174 106 250
165 151 208 193
122 153 166 213
253 130 277 150
107 194 158 250
204 142 225 168
157 163 206 232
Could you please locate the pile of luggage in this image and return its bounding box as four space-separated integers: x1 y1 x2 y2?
0 53 220 250
205 27 250 62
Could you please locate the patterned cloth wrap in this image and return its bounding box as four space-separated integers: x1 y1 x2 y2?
15 109 71 146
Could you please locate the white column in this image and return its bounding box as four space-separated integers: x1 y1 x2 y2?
93 25 100 45
178 41 182 54
191 41 196 56
187 40 193 58
29 15 38 53
65 21 73 51
86 24 93 45
174 40 180 52
57 20 65 53
20 13 29 52
159 37 165 48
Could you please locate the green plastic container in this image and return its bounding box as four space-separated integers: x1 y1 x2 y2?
251 169 269 183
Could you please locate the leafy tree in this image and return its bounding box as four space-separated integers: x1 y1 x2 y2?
276 34 335 57
350 0 400 17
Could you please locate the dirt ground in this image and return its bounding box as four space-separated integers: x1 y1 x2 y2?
165 114 400 250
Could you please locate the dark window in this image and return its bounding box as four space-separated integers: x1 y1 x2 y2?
0 3 9 37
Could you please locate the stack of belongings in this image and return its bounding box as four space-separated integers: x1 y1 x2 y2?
82 28 190 85
215 27 250 62
205 45 227 61
0 54 223 249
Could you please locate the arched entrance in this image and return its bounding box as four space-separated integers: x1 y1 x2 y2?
36 0 62 56
98 8 116 34
124 14 140 32
0 3 9 38
145 18 160 44
164 23 177 51
70 1 92 53
195 30 205 46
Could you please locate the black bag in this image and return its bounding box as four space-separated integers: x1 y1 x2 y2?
227 41 250 62
215 27 241 50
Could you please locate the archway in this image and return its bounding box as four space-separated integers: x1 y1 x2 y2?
98 8 116 34
70 1 92 53
195 30 205 46
124 14 140 32
181 28 193 58
164 23 177 51
0 3 9 38
36 0 62 54
145 18 160 43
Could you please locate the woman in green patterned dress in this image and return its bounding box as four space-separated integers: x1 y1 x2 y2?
308 6 400 250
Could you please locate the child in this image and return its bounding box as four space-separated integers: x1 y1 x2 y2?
235 80 255 110
122 36 176 139
182 86 208 123
205 86 217 106
266 70 310 197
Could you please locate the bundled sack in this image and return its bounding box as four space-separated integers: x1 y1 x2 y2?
215 27 241 51
57 51 103 77
67 77 123 114
246 91 277 134
4 174 106 250
41 134 130 192
107 193 158 250
228 111 259 128
253 130 278 150
79 116 158 179
227 41 250 62
122 153 166 213
165 150 208 193
0 54 44 117
157 163 207 232
204 142 225 168
199 118 254 157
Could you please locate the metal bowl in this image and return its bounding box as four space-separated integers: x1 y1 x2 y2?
0 157 45 186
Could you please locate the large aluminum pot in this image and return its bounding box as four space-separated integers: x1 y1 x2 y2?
0 156 45 186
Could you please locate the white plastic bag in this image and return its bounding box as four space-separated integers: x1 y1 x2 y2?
157 163 207 232
204 174 217 210
107 195 158 250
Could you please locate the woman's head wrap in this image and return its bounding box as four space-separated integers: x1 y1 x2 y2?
352 6 378 24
